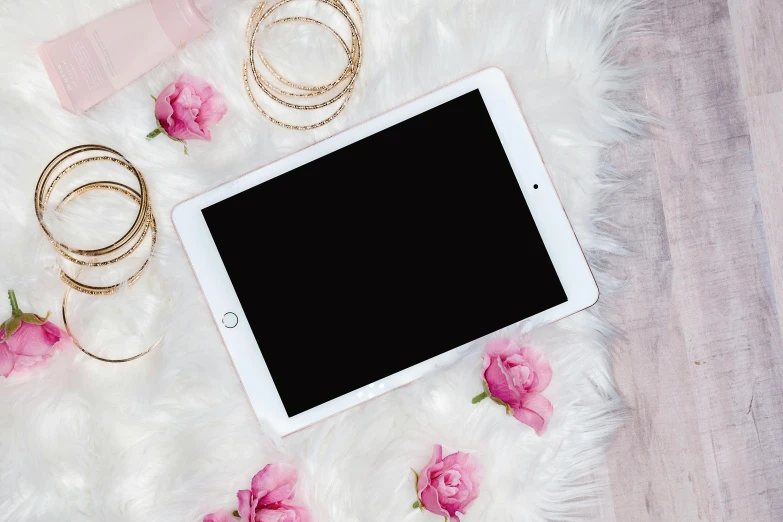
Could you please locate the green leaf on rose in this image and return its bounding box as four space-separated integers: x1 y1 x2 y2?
173 137 189 155
471 391 488 404
3 316 22 340
410 468 423 511
232 510 240 518
19 312 47 325
490 396 514 415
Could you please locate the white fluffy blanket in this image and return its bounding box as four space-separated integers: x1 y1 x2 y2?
0 0 645 520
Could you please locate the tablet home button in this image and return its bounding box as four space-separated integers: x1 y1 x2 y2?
222 312 239 328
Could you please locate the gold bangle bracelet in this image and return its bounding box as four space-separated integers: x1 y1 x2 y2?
62 287 161 363
58 182 161 363
36 146 155 295
255 17 353 98
55 182 156 296
243 0 363 130
37 146 160 363
53 182 154 268
35 145 150 258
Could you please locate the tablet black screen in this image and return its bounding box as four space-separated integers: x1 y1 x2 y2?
202 89 567 416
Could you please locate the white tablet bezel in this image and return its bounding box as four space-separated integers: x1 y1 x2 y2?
172 68 598 436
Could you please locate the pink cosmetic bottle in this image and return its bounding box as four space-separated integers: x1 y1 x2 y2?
38 0 224 113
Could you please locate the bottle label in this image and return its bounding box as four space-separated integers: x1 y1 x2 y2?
39 0 211 113
86 2 178 91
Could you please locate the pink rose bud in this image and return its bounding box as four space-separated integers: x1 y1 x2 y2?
147 74 227 154
252 503 312 522
0 290 71 377
473 338 554 435
413 445 483 522
237 463 312 522
203 510 233 522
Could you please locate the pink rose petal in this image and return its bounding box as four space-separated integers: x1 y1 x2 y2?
484 337 520 359
0 342 15 377
251 463 298 505
513 393 554 435
417 444 443 494
257 503 311 522
520 346 553 392
6 321 57 356
41 320 65 343
508 364 532 389
168 86 206 140
420 485 448 517
237 489 254 522
12 353 52 374
154 82 177 127
203 510 233 522
178 73 212 100
196 90 227 128
484 357 521 407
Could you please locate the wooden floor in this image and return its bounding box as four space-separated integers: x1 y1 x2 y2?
600 0 783 520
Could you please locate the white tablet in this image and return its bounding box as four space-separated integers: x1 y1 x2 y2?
172 68 598 435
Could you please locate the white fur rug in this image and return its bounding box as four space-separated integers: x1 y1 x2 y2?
0 0 646 520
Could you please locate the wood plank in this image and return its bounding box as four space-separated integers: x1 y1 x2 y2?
605 135 713 521
729 0 783 96
747 92 783 368
603 0 783 519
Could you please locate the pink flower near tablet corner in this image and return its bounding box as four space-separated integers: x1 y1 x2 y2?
238 463 296 512
237 463 311 522
203 462 313 522
413 444 483 522
473 338 554 435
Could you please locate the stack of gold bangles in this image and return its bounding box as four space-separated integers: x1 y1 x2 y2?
35 145 160 363
244 0 363 130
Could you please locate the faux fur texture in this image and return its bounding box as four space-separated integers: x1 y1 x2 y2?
0 0 646 520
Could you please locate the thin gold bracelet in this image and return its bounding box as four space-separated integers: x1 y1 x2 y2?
35 146 155 294
55 181 157 295
52 182 154 268
36 147 161 363
243 0 363 130
35 145 150 257
57 182 161 363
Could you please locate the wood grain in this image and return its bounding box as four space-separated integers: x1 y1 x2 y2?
729 0 783 97
602 0 783 520
747 93 783 342
605 136 712 522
